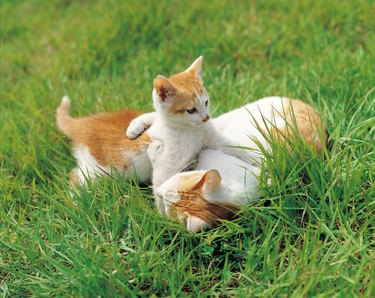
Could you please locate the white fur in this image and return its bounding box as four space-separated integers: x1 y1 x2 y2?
197 149 260 205
73 146 110 185
127 87 259 215
123 150 152 182
187 215 209 233
156 96 292 231
126 112 156 140
72 145 151 185
68 95 287 199
213 96 289 157
156 149 261 221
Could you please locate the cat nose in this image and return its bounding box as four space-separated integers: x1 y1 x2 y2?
202 115 210 122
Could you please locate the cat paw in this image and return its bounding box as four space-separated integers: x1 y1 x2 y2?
147 139 164 163
126 119 148 140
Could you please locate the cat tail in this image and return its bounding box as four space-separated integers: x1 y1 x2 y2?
56 96 76 138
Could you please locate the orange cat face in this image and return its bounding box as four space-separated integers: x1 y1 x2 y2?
152 56 210 126
155 169 237 232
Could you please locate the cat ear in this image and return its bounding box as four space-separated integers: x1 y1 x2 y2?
186 56 203 78
194 169 222 192
186 214 209 233
154 75 178 102
203 169 222 192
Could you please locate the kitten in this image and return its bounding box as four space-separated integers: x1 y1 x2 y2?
155 149 261 232
56 96 152 186
126 56 256 214
152 96 327 232
56 57 254 190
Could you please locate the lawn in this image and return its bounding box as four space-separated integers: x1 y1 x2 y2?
1 0 374 296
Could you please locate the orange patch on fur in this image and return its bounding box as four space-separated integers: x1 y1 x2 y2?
57 109 151 168
175 172 207 192
167 92 199 114
153 57 205 115
169 70 204 95
166 70 204 114
273 98 327 154
173 169 222 196
172 192 238 227
170 169 233 227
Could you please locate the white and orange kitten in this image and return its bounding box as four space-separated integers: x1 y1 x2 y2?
151 97 327 232
56 58 326 232
56 57 254 191
126 56 256 213
56 100 152 186
155 149 261 232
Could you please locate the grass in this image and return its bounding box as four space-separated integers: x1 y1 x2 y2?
1 0 374 296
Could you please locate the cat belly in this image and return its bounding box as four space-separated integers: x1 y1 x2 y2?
73 145 152 184
72 146 110 183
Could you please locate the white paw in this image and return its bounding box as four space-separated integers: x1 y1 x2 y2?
126 119 148 140
147 139 164 163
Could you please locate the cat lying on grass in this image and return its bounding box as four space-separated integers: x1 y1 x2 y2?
57 97 152 186
125 56 258 213
57 95 326 232
56 57 326 232
57 57 257 214
141 96 327 232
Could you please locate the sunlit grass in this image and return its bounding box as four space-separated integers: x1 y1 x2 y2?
1 0 374 296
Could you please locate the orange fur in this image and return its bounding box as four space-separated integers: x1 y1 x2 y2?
274 98 327 154
169 70 204 96
56 99 151 169
172 193 238 226
196 169 222 192
167 71 204 114
169 169 234 227
174 172 207 192
152 64 205 115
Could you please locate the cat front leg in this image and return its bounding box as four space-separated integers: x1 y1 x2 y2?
146 139 170 215
147 139 165 165
151 154 193 188
126 112 157 139
147 141 179 188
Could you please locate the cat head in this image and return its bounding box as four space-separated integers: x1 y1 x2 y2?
155 169 238 232
152 56 210 126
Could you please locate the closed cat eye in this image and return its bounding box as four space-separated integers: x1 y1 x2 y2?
205 100 208 107
187 108 197 114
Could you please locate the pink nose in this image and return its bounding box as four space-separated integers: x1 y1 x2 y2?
202 115 210 122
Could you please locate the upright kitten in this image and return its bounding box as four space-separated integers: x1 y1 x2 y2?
153 96 327 232
126 56 256 214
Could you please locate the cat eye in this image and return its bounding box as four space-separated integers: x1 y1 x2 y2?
205 100 208 107
187 108 197 114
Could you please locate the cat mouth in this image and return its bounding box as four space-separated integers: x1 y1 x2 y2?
198 118 210 125
202 115 210 122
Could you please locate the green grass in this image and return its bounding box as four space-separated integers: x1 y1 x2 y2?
1 0 374 296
